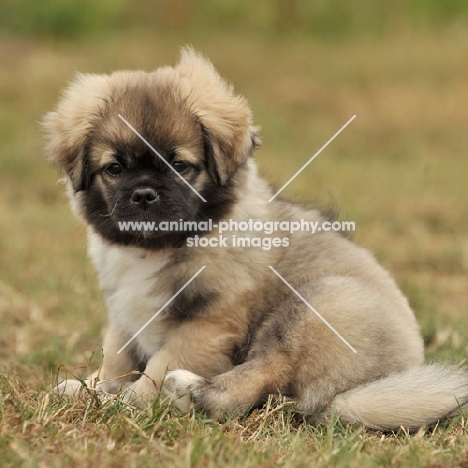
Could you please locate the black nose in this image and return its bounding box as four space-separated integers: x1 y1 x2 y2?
130 188 158 207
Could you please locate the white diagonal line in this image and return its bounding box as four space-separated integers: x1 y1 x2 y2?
117 266 206 354
268 115 356 202
118 114 207 202
269 266 357 354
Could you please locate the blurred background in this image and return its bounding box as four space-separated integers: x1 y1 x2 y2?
1 1 467 381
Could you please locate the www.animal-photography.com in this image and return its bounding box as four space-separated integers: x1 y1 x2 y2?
1 2 467 467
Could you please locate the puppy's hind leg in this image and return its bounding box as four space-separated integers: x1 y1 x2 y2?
163 356 292 420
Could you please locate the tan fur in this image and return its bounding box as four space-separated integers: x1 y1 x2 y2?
47 48 468 431
175 49 257 184
42 74 111 189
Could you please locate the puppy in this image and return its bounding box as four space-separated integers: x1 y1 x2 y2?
44 48 468 430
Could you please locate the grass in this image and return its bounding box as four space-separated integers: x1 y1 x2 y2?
1 21 468 467
1 381 467 468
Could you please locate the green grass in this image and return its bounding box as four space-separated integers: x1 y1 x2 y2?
2 0 468 39
1 20 468 468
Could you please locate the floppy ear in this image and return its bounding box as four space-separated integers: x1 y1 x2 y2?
42 73 109 192
175 48 261 185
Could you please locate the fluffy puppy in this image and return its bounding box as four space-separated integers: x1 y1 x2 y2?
44 48 468 431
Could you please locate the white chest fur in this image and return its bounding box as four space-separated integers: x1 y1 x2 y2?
87 231 173 357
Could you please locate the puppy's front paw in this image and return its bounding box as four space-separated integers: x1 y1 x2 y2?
53 377 122 404
54 379 86 397
121 378 159 408
162 369 205 413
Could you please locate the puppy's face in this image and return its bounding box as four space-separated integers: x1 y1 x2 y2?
43 49 260 248
77 87 210 248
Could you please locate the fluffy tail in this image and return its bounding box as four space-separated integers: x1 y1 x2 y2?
329 364 468 431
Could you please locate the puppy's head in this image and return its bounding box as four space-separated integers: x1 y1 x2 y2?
43 48 260 248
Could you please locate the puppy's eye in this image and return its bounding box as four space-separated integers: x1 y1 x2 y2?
104 163 123 176
172 161 189 174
